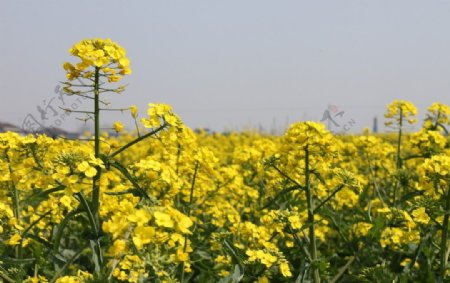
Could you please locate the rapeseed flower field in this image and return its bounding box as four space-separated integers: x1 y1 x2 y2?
0 39 449 283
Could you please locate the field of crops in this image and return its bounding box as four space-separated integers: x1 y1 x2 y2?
0 39 449 283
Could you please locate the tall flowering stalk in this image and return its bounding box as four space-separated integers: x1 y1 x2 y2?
61 39 184 280
424 102 450 135
384 100 417 206
62 38 132 274
421 155 450 281
267 122 347 283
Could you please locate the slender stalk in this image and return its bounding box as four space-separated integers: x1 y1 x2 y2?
330 256 355 283
313 184 345 213
0 269 15 283
49 247 87 283
440 184 450 281
134 118 141 138
305 146 320 283
393 108 403 206
365 152 386 207
181 161 199 282
91 67 103 273
5 150 19 221
92 67 101 215
109 122 168 158
5 149 20 258
395 108 403 170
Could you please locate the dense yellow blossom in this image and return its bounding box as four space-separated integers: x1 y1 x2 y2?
64 38 131 81
1 101 450 282
384 100 418 126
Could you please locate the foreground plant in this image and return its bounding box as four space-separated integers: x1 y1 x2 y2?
263 122 359 283
384 100 418 206
63 39 193 281
1 38 450 283
64 38 134 275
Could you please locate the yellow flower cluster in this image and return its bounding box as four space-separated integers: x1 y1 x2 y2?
384 100 418 126
63 38 131 81
424 102 450 129
1 101 449 282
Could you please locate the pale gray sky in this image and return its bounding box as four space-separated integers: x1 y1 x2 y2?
1 0 449 133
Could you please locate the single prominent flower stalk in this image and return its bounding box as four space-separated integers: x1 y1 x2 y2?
63 38 131 274
304 144 320 283
440 182 450 282
424 102 450 134
278 122 339 283
92 66 101 234
384 100 417 206
421 155 450 281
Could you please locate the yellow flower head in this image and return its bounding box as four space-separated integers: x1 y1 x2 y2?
424 102 450 131
130 105 138 119
421 154 450 179
384 100 418 127
113 121 125 133
282 121 336 152
64 38 131 82
6 233 21 246
279 261 292 277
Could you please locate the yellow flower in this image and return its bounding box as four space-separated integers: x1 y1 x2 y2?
127 209 151 226
279 262 292 277
246 249 277 268
59 195 74 210
352 222 373 237
422 154 450 180
55 276 81 283
132 226 155 250
77 161 97 178
108 239 127 256
411 207 430 224
424 102 450 129
384 100 417 126
6 233 21 246
288 215 302 230
175 247 189 262
113 121 124 133
168 208 193 234
400 258 419 268
380 227 405 248
24 275 49 283
154 211 174 228
176 215 193 234
130 105 138 118
64 38 131 82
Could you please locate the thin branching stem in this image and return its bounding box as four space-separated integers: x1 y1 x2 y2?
304 146 320 283
110 122 168 158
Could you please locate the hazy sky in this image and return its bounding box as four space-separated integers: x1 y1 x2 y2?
1 0 449 133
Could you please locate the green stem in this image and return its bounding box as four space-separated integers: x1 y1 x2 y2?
396 108 403 170
49 246 87 283
440 184 450 281
365 152 386 207
305 146 320 283
134 118 141 137
181 161 199 282
92 67 101 216
5 149 20 258
393 108 403 207
109 122 168 158
313 184 345 213
0 268 15 283
330 256 355 283
91 67 103 274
